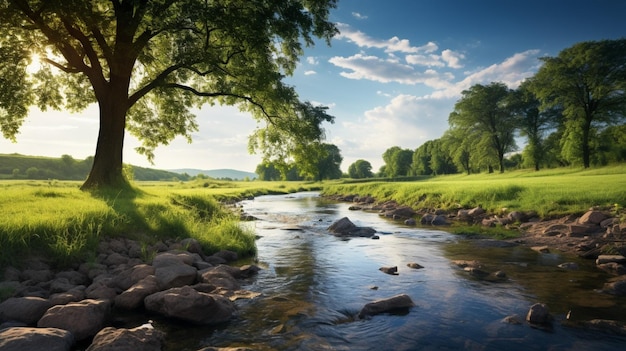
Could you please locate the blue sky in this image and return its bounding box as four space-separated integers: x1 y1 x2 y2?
1 0 625 173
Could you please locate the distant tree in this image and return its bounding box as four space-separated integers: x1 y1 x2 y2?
441 129 473 175
315 143 343 180
0 0 338 190
255 163 281 181
429 139 457 175
382 146 413 177
530 39 626 168
509 79 561 171
412 142 433 175
348 159 373 179
449 82 518 173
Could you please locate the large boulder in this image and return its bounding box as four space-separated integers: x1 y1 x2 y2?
327 217 376 237
0 327 74 351
154 262 197 290
38 299 111 341
115 275 159 310
0 297 53 325
86 324 165 351
358 294 415 319
144 286 235 325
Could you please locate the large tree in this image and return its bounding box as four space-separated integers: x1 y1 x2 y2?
0 0 338 189
509 79 560 171
448 82 517 173
530 39 626 168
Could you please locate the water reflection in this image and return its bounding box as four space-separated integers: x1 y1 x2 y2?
169 192 626 350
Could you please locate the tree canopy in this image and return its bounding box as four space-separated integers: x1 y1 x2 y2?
348 159 373 179
448 82 517 173
0 0 338 189
530 39 626 168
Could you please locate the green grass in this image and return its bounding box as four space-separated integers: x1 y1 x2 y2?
0 179 321 268
323 165 626 218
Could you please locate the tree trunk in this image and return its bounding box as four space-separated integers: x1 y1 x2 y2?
80 95 128 190
582 117 592 168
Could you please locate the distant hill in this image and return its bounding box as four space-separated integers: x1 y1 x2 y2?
171 168 257 180
0 153 190 181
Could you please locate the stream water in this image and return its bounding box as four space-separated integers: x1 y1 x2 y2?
162 192 626 351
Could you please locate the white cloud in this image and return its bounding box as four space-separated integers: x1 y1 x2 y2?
329 53 454 85
334 94 453 170
335 23 438 54
352 12 368 20
306 56 319 65
304 70 317 75
441 49 465 69
405 54 445 67
428 49 541 99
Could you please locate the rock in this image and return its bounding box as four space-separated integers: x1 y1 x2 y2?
212 250 239 262
0 327 74 351
21 269 53 284
531 246 550 253
603 276 626 296
180 238 204 256
526 303 551 325
597 262 626 275
406 262 424 269
49 288 86 305
38 299 111 341
502 314 523 324
382 206 416 220
379 266 398 275
198 348 256 351
468 206 485 216
578 210 608 225
144 286 235 325
0 297 53 325
198 267 241 291
115 275 159 310
404 218 416 225
152 251 197 268
557 262 579 270
358 294 415 318
86 324 165 351
596 255 626 265
155 263 197 290
464 267 490 277
327 217 376 237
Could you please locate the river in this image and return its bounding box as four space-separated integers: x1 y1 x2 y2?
162 192 626 350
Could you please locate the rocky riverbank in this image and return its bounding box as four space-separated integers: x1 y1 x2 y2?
324 193 626 297
0 237 262 351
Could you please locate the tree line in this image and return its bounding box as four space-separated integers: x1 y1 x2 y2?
258 39 626 180
382 39 626 177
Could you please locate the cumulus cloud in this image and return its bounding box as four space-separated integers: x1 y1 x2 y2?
329 53 454 85
441 49 465 69
352 12 368 20
334 94 453 170
304 70 317 76
428 49 542 99
335 23 438 54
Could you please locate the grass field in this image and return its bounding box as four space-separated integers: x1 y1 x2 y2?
1 165 625 269
0 179 321 268
323 165 626 218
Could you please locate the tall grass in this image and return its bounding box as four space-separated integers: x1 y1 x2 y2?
0 179 323 268
323 165 626 218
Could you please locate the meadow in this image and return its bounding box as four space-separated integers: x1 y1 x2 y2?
1 165 625 269
0 179 321 268
322 165 626 218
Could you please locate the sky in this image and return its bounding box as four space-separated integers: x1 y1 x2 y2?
1 0 625 173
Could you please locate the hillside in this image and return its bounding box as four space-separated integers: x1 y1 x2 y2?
170 168 257 180
0 154 190 181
